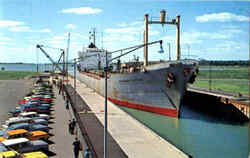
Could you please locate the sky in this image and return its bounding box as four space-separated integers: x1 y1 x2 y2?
0 0 249 63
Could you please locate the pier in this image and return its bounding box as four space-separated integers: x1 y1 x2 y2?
187 87 249 119
62 76 190 158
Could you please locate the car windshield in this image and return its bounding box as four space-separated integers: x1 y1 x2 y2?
10 142 29 150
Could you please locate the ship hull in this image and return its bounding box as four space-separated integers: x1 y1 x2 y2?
77 60 198 117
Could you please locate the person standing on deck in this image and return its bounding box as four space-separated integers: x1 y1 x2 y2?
72 137 81 158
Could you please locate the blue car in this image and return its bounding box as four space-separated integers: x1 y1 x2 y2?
31 124 49 133
8 109 21 117
33 119 48 126
0 143 7 152
0 123 29 137
0 123 49 136
7 123 30 131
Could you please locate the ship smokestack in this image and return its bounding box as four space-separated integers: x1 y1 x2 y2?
160 10 166 23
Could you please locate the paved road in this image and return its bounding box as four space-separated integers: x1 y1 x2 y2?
0 80 34 125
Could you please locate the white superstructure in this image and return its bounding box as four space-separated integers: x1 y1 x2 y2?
78 43 111 71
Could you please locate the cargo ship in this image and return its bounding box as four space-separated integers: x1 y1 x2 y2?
77 11 199 117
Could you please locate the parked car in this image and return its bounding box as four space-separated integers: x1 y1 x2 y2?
37 107 51 114
19 104 38 112
18 112 50 121
0 150 21 158
0 123 49 136
3 117 48 129
33 119 48 126
2 123 30 136
19 99 28 105
8 109 21 117
22 151 48 158
2 118 33 129
0 129 49 142
0 144 7 152
40 104 52 107
1 138 49 153
27 131 50 141
29 124 49 133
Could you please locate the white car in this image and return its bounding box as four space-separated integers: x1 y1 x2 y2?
19 112 50 120
3 116 48 129
2 138 49 153
2 117 32 129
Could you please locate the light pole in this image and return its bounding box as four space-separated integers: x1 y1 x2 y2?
74 58 77 107
167 43 171 61
186 44 190 59
209 61 212 91
104 51 108 158
66 33 70 85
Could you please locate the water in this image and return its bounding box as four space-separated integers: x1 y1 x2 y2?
120 105 248 158
0 63 74 72
1 63 248 158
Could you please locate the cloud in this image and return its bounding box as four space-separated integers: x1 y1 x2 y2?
0 36 11 41
72 33 88 40
164 29 242 45
65 24 77 30
206 40 245 55
196 12 250 22
52 35 67 40
182 31 235 42
104 34 137 42
61 7 102 15
9 26 31 32
226 29 243 34
8 26 51 33
0 41 9 45
39 29 51 33
149 30 159 36
105 27 137 34
0 20 24 27
118 21 143 27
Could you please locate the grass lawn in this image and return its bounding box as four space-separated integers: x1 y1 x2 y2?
191 79 249 95
198 66 248 79
192 66 249 95
0 71 38 80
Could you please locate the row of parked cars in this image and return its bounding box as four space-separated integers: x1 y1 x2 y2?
0 81 54 158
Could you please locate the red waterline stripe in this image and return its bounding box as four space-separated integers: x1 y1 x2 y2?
108 97 178 117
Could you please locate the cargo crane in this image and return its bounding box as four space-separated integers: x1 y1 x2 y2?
36 44 66 75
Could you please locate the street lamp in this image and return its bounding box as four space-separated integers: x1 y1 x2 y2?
104 50 108 158
74 58 77 107
186 44 190 59
70 57 81 110
167 43 171 61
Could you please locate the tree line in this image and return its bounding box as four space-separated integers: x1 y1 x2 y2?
199 60 249 66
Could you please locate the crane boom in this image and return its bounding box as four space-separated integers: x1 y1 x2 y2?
36 44 64 73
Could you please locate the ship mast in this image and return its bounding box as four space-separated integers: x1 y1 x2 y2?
144 10 181 67
89 28 96 46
